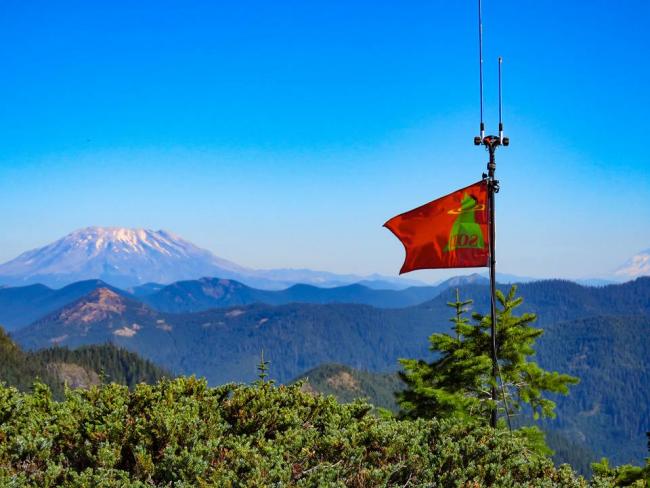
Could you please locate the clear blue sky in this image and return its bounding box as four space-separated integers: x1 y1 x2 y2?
1 0 648 281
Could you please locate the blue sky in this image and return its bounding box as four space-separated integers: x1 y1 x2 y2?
0 0 648 281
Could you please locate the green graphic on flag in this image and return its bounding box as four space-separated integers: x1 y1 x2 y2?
443 193 485 252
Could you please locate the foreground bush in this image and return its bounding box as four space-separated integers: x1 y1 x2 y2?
0 377 602 487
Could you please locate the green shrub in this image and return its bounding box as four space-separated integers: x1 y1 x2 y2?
0 377 597 487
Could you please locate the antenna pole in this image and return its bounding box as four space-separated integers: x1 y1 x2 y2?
487 143 498 429
478 0 485 139
498 57 503 140
479 131 508 430
473 24 510 426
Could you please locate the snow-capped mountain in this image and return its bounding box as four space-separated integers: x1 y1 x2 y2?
0 227 250 288
615 249 650 279
0 227 424 289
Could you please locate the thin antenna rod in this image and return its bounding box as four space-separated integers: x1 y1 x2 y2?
498 57 503 139
478 0 485 139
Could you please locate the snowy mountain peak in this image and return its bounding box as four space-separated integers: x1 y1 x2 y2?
62 227 194 257
615 249 650 279
0 227 247 288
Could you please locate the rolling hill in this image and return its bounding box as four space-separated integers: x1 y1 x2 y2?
294 363 403 412
0 279 126 331
0 326 170 398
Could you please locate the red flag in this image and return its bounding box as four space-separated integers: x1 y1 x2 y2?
384 180 489 273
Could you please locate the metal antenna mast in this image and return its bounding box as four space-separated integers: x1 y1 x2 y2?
478 0 485 140
498 56 503 140
474 0 509 429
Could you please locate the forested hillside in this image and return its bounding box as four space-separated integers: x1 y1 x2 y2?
13 291 441 384
421 278 650 326
535 315 650 466
34 344 171 389
0 326 169 397
295 363 403 412
0 327 62 395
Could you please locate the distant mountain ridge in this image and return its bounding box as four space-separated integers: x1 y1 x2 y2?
0 274 486 331
0 227 424 290
138 277 469 313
